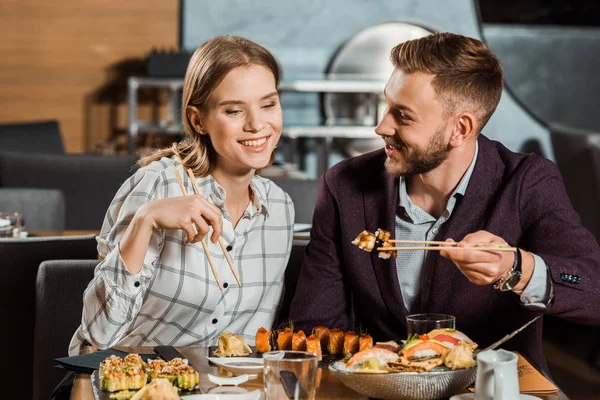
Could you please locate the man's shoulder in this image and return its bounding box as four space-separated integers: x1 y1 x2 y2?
479 135 556 177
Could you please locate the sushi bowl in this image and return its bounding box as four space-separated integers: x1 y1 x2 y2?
329 363 476 400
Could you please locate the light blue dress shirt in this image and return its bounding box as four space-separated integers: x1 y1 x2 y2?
395 142 553 313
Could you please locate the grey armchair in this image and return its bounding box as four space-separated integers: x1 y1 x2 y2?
33 259 98 400
0 120 64 154
0 188 66 230
0 235 97 400
0 151 137 230
269 178 319 224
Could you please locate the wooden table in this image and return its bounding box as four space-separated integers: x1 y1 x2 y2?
70 347 569 400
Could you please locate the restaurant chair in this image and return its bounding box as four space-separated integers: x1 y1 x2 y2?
549 124 600 241
0 120 64 154
277 240 308 324
0 234 98 400
0 188 66 230
269 178 319 224
0 151 138 230
33 259 98 400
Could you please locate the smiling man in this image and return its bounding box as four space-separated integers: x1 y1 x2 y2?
289 33 600 373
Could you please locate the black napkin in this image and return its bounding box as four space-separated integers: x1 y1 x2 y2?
54 348 154 373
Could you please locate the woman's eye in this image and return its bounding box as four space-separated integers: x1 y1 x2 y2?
225 109 241 115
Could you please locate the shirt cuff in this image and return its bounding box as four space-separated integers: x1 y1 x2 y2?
517 253 554 309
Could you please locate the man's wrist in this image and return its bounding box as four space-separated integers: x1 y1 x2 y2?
512 249 534 292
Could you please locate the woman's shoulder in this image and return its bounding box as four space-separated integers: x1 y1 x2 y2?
252 175 293 205
138 156 178 175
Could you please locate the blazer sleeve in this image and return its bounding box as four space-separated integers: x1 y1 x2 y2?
289 173 352 332
519 157 600 324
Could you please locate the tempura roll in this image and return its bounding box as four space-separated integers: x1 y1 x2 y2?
292 330 307 351
329 328 344 355
312 326 330 354
277 327 293 350
344 331 359 355
256 327 273 353
359 333 373 352
306 334 322 360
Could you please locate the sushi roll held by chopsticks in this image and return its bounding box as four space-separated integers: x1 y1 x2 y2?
351 229 397 259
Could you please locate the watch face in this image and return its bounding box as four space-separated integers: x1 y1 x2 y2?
501 271 522 291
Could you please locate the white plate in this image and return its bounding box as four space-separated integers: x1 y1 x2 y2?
207 357 264 375
450 393 541 400
182 390 261 400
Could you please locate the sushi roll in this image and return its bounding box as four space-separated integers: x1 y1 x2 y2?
329 328 344 355
343 331 359 355
312 326 330 353
256 327 273 353
306 334 322 360
277 327 293 350
359 333 373 352
292 330 307 351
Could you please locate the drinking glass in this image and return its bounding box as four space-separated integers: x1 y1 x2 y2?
263 351 318 400
406 313 456 336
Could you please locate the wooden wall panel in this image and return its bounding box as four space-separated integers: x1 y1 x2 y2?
0 0 179 153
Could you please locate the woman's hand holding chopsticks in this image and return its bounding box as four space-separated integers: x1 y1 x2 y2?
141 195 223 244
118 196 223 275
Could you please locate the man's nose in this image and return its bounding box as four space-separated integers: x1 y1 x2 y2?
375 112 395 137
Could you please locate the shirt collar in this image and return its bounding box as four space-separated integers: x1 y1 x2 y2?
172 156 269 218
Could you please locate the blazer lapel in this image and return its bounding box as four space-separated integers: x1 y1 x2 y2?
426 136 505 310
361 161 408 322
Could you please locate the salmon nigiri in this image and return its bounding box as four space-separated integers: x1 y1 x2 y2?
401 334 450 359
345 347 399 372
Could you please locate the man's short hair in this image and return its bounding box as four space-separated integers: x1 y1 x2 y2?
391 32 504 131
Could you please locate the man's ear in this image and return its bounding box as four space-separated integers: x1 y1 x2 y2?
187 105 206 134
449 111 477 147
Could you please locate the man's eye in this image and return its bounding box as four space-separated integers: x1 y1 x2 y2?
262 102 277 109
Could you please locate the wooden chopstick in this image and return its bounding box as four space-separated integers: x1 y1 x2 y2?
377 246 517 252
185 168 242 288
174 168 223 291
389 239 461 245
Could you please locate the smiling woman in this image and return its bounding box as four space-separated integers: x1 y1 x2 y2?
69 36 295 355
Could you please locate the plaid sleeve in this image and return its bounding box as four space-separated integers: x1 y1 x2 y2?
73 168 166 351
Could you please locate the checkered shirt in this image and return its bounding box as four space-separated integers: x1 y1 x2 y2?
69 156 294 355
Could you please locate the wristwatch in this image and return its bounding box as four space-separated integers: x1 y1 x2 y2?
493 248 522 292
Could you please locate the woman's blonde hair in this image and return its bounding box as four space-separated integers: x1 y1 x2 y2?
139 35 281 175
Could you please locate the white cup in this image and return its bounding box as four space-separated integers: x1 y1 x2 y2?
475 349 520 400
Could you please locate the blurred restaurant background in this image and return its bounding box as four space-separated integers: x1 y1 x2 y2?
1 0 600 399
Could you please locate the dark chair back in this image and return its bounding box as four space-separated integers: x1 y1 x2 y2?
278 240 308 324
0 188 66 230
550 125 600 240
269 178 319 224
33 259 98 400
0 120 64 154
0 151 137 229
0 235 97 400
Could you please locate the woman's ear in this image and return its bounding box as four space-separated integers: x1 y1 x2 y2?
187 105 206 134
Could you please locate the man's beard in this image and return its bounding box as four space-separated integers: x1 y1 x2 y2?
384 123 450 178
